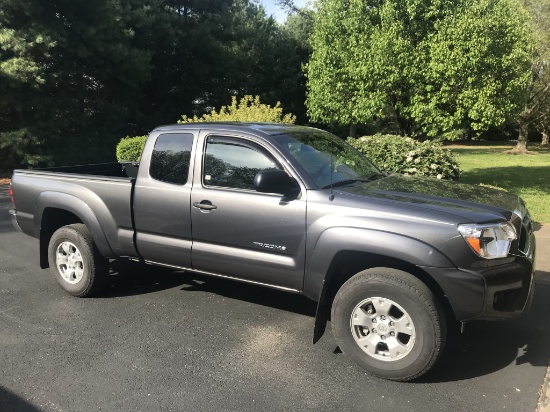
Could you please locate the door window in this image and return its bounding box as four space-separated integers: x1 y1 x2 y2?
203 137 281 190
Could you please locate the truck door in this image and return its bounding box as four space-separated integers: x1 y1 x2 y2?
190 133 307 291
133 132 196 268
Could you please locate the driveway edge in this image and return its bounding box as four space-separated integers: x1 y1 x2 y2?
538 365 550 412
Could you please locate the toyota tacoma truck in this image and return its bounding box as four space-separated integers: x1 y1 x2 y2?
9 123 536 381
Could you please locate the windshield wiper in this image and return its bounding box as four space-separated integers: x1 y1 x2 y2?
322 179 372 189
321 173 386 190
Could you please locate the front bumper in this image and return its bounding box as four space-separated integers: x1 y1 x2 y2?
422 253 536 321
9 209 22 233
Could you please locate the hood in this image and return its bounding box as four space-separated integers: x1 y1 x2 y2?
335 174 520 223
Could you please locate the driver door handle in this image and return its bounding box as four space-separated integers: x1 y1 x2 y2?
193 201 217 211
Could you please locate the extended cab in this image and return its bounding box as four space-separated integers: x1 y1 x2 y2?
9 123 536 381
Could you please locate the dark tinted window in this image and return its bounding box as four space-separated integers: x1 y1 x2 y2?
150 133 193 184
203 137 280 190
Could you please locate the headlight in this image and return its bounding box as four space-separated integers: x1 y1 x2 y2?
458 222 517 259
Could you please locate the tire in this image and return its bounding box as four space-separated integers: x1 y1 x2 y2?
48 224 108 297
331 267 446 381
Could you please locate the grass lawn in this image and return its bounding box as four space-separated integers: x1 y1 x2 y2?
448 142 550 224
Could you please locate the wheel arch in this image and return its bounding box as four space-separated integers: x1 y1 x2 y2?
36 192 114 269
305 227 456 344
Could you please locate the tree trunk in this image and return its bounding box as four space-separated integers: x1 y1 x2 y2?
514 108 531 153
349 121 357 138
542 129 549 147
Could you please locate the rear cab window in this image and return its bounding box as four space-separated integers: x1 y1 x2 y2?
150 133 194 184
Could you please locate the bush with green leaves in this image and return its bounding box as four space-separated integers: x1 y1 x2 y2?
348 135 461 180
116 135 147 162
178 95 296 124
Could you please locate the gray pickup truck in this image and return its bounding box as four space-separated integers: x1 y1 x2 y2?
9 123 536 381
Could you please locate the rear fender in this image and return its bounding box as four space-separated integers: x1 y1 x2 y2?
35 192 114 267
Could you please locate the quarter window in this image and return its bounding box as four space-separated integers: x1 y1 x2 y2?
203 137 281 190
150 133 193 184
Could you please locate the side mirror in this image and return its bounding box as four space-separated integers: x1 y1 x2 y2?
253 170 300 197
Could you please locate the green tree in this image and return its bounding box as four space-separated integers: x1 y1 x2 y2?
178 95 296 123
0 0 153 171
413 0 532 138
279 7 315 123
513 0 550 152
305 0 451 137
305 0 532 138
0 0 308 172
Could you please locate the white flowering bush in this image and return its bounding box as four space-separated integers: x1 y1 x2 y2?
348 134 461 180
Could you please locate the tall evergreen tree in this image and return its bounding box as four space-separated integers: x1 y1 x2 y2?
0 0 153 170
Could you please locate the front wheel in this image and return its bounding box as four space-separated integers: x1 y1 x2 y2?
331 268 446 381
48 224 108 297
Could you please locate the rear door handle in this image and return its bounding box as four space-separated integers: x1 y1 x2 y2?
193 201 217 211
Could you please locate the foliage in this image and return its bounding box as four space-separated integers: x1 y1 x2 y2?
348 135 461 180
178 95 296 124
305 0 532 138
514 0 550 152
0 0 153 171
0 0 309 172
116 135 147 162
413 0 533 137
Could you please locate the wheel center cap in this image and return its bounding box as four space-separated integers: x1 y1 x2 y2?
378 324 388 333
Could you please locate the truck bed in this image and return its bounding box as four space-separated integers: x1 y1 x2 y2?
35 162 140 179
11 162 139 259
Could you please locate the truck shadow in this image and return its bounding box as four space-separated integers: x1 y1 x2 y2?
102 260 550 382
101 259 317 318
100 260 190 297
0 387 42 412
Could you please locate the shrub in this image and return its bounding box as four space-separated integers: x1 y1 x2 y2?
348 134 461 180
116 135 147 162
178 95 296 124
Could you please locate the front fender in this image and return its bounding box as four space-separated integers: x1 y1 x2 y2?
305 227 455 344
303 227 454 302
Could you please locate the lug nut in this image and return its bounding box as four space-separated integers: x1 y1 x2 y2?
389 321 394 326
380 315 386 320
390 332 395 337
372 329 377 333
381 335 386 340
372 318 377 323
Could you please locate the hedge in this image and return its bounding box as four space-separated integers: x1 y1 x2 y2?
116 135 147 162
348 134 461 180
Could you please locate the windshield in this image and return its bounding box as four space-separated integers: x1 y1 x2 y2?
272 131 381 189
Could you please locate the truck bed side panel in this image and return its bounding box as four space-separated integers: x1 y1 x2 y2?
11 171 137 258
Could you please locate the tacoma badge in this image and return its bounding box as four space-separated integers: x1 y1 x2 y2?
253 242 287 251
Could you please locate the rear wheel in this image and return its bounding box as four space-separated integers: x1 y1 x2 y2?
331 267 446 381
48 224 108 297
